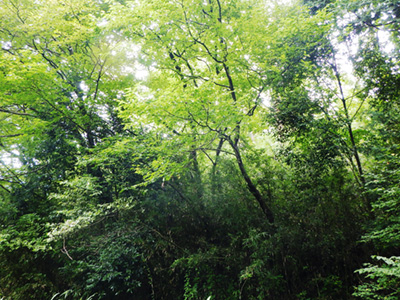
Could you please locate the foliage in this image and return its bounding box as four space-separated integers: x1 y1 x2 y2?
354 256 400 300
0 0 400 299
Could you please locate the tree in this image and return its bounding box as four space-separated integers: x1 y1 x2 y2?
110 0 331 223
0 0 135 298
325 0 400 298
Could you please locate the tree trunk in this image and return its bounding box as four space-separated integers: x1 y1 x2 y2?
228 138 274 223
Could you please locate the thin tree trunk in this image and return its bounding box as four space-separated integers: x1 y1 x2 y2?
228 138 274 223
332 57 365 186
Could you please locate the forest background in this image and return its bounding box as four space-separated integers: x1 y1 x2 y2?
1 0 400 299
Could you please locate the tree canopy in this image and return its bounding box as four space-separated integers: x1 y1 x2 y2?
1 0 400 299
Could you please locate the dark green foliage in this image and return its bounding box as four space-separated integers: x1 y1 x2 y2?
275 167 367 299
58 219 152 299
269 87 319 140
